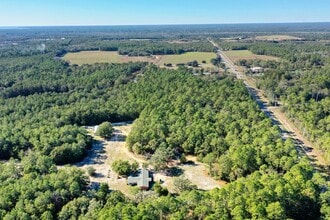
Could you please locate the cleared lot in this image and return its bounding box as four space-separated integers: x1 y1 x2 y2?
63 51 161 65
255 35 303 41
223 50 279 63
63 51 216 69
75 123 224 196
159 52 216 68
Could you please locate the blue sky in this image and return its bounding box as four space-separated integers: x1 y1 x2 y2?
0 0 329 26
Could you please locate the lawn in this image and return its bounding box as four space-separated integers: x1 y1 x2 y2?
223 50 279 63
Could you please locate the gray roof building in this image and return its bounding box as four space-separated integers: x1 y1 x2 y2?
127 168 152 190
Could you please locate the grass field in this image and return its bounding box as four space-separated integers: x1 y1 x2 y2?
63 51 161 65
255 35 303 41
64 51 217 69
160 52 216 67
223 50 279 63
63 51 121 65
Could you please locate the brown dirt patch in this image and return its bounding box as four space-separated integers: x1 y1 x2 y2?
255 35 303 41
154 155 225 193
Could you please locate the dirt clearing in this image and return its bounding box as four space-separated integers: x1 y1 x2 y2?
74 123 144 196
154 155 226 192
74 122 223 195
255 35 303 41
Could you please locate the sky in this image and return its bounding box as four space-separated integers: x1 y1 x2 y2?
0 0 329 26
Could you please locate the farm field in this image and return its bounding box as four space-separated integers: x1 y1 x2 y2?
63 51 162 65
255 35 304 41
64 51 217 68
63 51 121 65
160 52 216 68
223 50 279 63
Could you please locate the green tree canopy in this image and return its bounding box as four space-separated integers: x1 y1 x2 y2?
111 160 138 176
96 122 114 138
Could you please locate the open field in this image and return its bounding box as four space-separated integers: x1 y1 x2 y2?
63 51 161 65
167 40 199 44
160 52 216 66
63 51 121 65
255 35 303 41
223 50 279 63
63 51 216 69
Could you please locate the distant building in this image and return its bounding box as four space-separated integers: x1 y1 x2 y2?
250 67 264 73
127 169 152 190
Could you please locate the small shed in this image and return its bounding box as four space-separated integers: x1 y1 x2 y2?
250 67 264 73
93 125 99 134
127 169 152 190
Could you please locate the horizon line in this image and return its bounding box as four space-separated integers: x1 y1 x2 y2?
1 21 330 28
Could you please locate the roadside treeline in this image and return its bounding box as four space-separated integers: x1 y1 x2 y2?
249 43 330 162
258 65 330 161
216 40 330 162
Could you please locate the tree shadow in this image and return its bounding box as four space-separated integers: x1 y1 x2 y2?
94 172 105 178
89 182 100 190
182 160 197 166
75 140 107 166
107 129 127 142
165 167 184 177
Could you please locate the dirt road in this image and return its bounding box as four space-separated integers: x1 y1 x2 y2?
208 39 328 175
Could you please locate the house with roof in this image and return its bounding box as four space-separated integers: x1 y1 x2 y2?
127 168 152 190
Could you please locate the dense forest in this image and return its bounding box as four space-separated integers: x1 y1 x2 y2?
125 68 298 181
0 25 330 219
